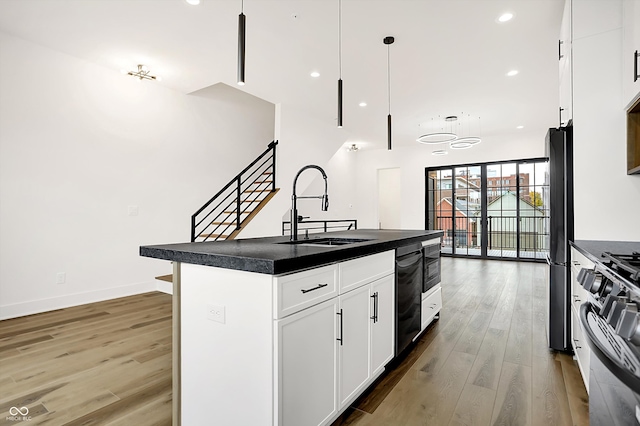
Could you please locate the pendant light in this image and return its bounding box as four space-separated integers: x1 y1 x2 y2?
384 36 395 150
237 0 246 86
337 0 343 128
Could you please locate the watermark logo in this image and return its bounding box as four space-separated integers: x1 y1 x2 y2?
6 406 31 422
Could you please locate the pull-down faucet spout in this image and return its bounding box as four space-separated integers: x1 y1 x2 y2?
291 165 329 241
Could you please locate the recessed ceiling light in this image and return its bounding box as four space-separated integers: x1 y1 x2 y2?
497 12 514 23
359 102 367 107
517 125 524 129
310 71 320 78
506 70 519 77
186 0 200 5
432 150 448 156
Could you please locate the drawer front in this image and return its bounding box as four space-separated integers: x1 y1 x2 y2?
339 251 395 294
571 308 590 393
421 286 442 331
274 264 338 319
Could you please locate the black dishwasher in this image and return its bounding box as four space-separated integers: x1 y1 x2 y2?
395 243 423 356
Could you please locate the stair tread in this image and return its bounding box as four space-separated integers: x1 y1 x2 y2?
243 189 272 194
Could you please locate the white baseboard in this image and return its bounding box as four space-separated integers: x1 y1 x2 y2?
0 281 157 320
156 280 173 295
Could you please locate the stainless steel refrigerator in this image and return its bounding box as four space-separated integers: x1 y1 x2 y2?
545 126 574 352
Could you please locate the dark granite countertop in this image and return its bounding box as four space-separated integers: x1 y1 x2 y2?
571 240 640 264
140 229 443 275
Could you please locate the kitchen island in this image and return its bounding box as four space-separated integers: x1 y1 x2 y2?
140 229 443 426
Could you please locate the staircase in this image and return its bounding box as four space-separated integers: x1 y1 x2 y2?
191 140 279 242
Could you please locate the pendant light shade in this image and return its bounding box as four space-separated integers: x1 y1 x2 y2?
237 1 246 86
384 36 395 150
337 0 343 128
338 78 343 127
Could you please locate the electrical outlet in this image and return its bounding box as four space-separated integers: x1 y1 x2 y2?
127 205 139 216
206 304 225 324
56 272 66 285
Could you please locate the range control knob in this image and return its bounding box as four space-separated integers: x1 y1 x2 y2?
607 300 627 328
600 294 620 317
615 304 640 345
582 270 604 294
577 268 590 283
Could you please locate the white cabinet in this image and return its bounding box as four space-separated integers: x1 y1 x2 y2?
570 246 594 393
559 0 573 126
622 0 640 108
370 275 395 376
337 254 395 409
276 298 338 426
179 249 397 426
338 284 371 407
421 286 442 332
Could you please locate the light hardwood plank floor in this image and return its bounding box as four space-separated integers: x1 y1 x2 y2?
0 258 588 425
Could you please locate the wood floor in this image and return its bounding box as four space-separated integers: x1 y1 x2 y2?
0 258 589 425
0 292 173 425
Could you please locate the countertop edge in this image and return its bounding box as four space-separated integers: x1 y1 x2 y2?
571 239 640 265
140 230 444 275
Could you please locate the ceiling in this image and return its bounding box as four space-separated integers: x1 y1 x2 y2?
0 0 564 152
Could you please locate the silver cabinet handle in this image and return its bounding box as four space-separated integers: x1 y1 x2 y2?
301 283 328 294
336 309 343 346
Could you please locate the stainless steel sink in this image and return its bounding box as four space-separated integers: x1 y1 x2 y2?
278 237 372 247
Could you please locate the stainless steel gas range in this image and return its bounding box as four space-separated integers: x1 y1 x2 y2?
574 244 640 425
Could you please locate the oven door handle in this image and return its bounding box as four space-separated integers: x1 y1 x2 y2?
579 302 640 394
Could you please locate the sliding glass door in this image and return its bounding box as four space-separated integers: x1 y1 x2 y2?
426 159 548 261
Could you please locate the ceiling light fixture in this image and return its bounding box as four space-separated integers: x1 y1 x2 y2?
347 143 359 152
237 0 246 86
418 113 482 149
497 12 514 22
450 137 481 149
310 71 320 78
506 70 519 77
126 64 160 81
432 150 448 156
417 116 457 144
337 0 343 128
359 102 367 107
186 0 200 5
517 125 524 129
384 36 395 150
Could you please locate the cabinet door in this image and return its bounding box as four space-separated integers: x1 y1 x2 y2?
623 0 640 108
370 275 395 376
338 285 371 408
276 298 338 426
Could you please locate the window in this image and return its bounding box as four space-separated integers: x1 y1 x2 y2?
426 158 549 261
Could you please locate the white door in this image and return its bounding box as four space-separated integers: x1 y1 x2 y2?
276 298 339 426
377 168 401 229
370 275 395 375
338 285 371 408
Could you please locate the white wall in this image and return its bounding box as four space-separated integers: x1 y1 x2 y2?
239 103 348 238
571 0 640 240
0 32 274 319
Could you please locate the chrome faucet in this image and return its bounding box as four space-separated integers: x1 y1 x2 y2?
291 165 329 241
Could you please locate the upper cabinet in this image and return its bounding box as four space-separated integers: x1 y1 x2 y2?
559 0 573 126
622 0 640 109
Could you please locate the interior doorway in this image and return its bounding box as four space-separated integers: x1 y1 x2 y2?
378 168 401 229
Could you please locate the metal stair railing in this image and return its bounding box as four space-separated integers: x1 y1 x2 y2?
191 141 278 242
